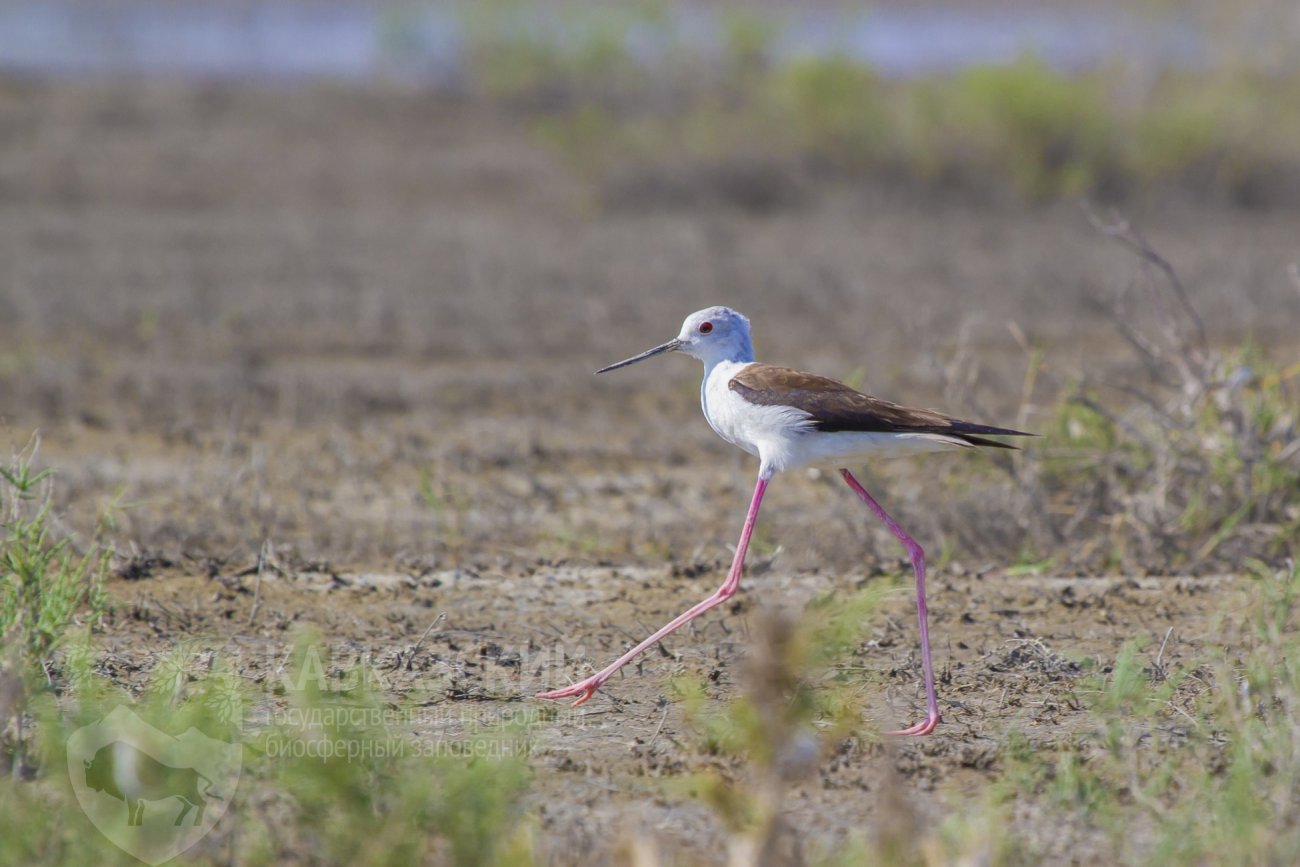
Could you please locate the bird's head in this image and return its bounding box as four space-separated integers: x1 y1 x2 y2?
596 306 755 373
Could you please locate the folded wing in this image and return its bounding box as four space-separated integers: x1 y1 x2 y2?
729 364 1032 449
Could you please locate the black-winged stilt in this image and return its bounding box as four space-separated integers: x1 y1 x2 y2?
537 306 1030 735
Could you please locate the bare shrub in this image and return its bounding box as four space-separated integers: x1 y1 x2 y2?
1032 207 1298 574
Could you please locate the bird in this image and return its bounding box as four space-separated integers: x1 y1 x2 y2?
536 306 1031 735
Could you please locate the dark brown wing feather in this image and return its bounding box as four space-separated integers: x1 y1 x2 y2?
728 364 1032 448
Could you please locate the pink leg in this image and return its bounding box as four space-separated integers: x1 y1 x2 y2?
840 469 940 736
537 473 770 706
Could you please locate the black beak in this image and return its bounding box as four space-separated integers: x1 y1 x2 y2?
595 338 684 374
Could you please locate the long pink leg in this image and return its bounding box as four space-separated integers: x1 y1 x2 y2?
537 472 771 706
840 469 940 736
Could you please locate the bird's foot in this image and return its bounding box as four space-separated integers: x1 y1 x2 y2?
536 675 606 707
887 712 940 737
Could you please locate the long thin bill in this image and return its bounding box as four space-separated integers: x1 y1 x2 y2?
595 338 683 374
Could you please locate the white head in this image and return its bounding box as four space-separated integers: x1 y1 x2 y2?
596 306 755 374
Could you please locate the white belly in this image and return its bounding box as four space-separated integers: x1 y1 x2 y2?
780 429 973 470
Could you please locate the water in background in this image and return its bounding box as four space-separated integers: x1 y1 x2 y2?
0 1 1201 83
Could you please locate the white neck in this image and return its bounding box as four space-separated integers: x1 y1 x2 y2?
696 334 755 374
701 357 754 394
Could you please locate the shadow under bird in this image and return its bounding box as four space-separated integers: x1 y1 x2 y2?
537 306 1031 735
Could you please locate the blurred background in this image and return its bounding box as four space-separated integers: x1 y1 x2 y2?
0 0 1296 575
2 4 1300 865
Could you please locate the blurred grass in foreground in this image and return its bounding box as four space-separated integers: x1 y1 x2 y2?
2 633 535 866
1 462 534 866
1 454 1297 864
655 560 1300 865
969 559 1300 865
462 1 1300 208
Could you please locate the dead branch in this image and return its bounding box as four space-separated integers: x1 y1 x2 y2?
1081 201 1208 354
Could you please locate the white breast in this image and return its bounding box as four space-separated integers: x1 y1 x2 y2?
700 361 816 470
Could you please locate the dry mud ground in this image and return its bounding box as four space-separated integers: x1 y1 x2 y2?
1 79 1298 863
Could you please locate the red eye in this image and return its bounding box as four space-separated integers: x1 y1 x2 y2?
698 321 713 334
